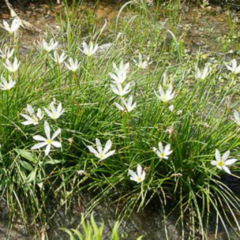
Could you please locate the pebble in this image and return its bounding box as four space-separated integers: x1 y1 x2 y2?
40 4 50 9
1 13 10 19
108 11 117 21
103 6 113 14
96 9 109 19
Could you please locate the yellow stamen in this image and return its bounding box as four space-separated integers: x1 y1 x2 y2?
47 139 53 145
162 95 168 102
137 177 142 183
33 116 39 123
218 161 225 167
160 152 165 158
52 112 57 119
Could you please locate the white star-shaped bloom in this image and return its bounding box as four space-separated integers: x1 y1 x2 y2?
129 165 146 184
153 142 173 160
87 138 115 161
31 121 61 156
211 149 237 174
21 104 44 125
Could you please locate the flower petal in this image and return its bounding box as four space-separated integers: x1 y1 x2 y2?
52 141 62 148
44 121 51 139
129 169 138 179
52 128 61 140
215 149 221 161
211 161 218 166
45 144 51 156
44 108 53 118
222 150 230 161
222 166 231 174
95 138 102 153
225 159 237 166
137 164 142 176
103 150 115 160
103 140 112 154
33 135 47 141
158 142 163 152
31 142 48 150
87 146 99 156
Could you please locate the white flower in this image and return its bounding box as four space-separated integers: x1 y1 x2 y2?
155 84 175 103
115 95 136 112
21 104 44 126
211 149 237 174
234 110 240 125
77 170 86 175
111 83 131 97
3 18 21 34
153 142 173 160
3 57 20 72
0 75 16 90
225 59 240 74
177 110 183 115
169 105 174 112
31 121 61 156
129 165 146 184
44 101 64 120
162 72 168 85
0 46 14 59
87 138 115 161
165 124 174 136
51 51 67 65
80 42 98 57
133 53 151 69
41 38 58 52
109 61 130 84
65 58 80 72
196 65 209 80
109 71 127 84
113 61 130 74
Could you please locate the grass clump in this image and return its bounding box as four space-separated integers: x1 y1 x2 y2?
0 0 240 239
61 212 143 240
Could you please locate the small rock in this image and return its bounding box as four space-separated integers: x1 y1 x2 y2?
103 7 113 14
31 12 38 17
40 4 50 9
29 3 35 10
1 13 10 19
26 11 32 17
98 4 105 10
96 9 108 19
29 16 37 22
54 8 63 14
48 11 56 17
79 5 86 11
98 43 112 53
55 4 64 10
167 224 180 240
215 6 223 14
35 8 45 13
108 11 117 21
35 21 42 27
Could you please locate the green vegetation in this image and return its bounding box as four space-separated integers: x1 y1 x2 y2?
0 0 240 239
61 213 143 240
